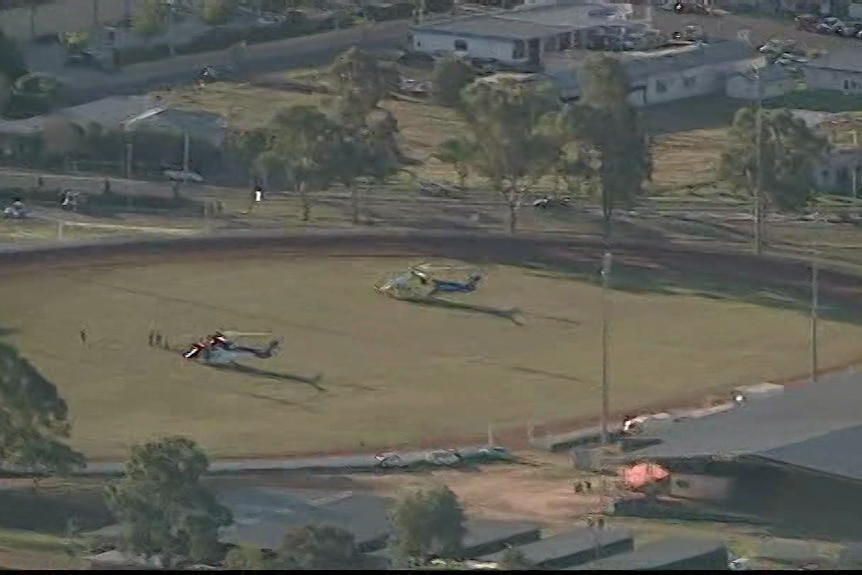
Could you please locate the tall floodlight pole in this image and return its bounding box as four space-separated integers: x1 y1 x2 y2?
754 67 764 255
600 252 613 446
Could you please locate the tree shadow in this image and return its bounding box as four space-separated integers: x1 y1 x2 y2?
641 95 740 135
402 296 524 325
209 363 325 391
0 326 18 338
0 483 112 534
518 248 862 325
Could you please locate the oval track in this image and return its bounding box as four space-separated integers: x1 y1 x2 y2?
4 230 862 466
2 231 861 309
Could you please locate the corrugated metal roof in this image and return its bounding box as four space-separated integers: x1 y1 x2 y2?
58 95 158 129
621 371 862 482
215 487 393 550
567 537 728 570
479 527 632 565
806 50 862 73
462 519 543 553
622 41 757 82
413 14 570 40
544 41 756 96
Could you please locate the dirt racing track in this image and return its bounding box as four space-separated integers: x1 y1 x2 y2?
3 228 861 301
3 230 862 473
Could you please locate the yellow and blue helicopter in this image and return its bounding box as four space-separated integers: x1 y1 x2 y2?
376 262 484 300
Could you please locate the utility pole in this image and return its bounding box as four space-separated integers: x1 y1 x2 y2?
811 242 819 384
600 252 613 446
754 67 764 255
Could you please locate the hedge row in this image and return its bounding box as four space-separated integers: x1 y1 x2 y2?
115 1 454 67
116 12 353 67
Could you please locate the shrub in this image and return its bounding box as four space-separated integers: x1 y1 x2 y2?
202 0 234 26
431 56 476 107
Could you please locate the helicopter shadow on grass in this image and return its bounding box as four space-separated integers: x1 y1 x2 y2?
155 344 325 391
207 362 326 392
401 296 524 326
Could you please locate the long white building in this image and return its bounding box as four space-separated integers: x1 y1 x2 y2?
409 3 649 68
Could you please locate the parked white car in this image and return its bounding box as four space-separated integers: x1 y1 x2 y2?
425 449 463 467
375 452 408 469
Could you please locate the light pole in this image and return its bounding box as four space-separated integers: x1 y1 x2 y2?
600 252 613 446
809 218 825 384
753 65 764 255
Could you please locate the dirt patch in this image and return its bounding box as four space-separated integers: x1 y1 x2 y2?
344 463 599 526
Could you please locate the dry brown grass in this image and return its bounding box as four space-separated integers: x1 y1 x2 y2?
156 81 734 190
3 255 862 459
650 128 728 191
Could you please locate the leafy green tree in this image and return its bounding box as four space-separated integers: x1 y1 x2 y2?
329 47 386 121
434 137 474 189
430 56 476 107
720 107 827 215
278 524 358 569
202 0 234 25
328 49 403 224
224 547 277 570
539 111 598 198
263 105 340 221
331 109 402 224
574 53 652 243
456 78 559 233
0 30 27 82
104 436 233 568
389 483 467 566
134 0 169 38
0 342 86 480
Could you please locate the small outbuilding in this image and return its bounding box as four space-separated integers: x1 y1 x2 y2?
568 537 729 570
477 527 634 569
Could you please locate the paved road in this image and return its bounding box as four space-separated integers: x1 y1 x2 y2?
652 9 856 51
56 20 409 105
63 445 497 477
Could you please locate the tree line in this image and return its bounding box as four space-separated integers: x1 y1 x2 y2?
237 47 828 247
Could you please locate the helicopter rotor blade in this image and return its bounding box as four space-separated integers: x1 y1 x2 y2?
220 330 273 338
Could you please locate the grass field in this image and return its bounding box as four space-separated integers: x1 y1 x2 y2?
3 253 862 459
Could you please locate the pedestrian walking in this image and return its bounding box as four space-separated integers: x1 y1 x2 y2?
79 328 88 346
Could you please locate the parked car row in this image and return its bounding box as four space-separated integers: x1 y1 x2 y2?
796 13 862 39
374 445 516 470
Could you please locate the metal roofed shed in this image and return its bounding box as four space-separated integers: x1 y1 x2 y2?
461 518 543 556
411 14 571 41
568 537 730 570
805 49 862 73
363 518 543 566
619 370 862 482
216 488 394 552
620 40 758 84
477 527 634 569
